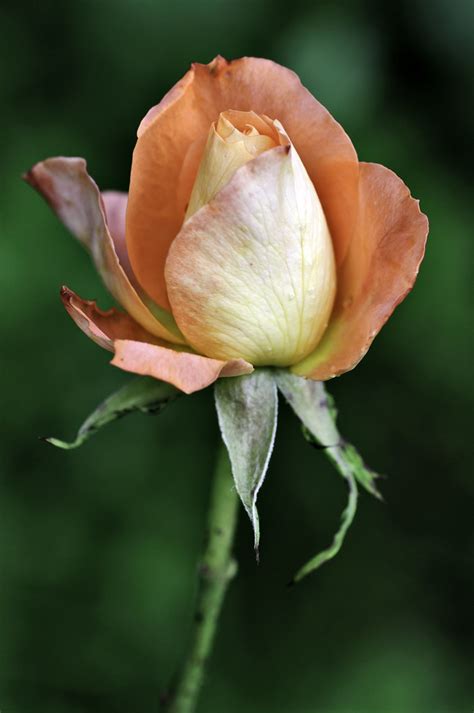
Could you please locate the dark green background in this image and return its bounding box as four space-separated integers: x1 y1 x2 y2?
1 1 472 712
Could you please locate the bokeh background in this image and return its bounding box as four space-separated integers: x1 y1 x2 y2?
1 1 472 712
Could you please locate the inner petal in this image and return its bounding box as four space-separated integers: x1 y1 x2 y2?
185 110 284 220
165 118 337 367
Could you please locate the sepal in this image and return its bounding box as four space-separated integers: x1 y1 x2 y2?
43 377 180 449
276 371 381 582
214 370 278 555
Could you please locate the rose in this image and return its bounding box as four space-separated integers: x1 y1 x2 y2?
25 56 428 394
27 56 430 579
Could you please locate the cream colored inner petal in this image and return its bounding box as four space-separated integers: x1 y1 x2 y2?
166 113 337 367
185 110 285 220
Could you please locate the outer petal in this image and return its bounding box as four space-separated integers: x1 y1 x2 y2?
293 163 429 379
126 56 359 309
24 157 184 344
165 145 336 366
61 286 248 393
111 340 253 394
60 286 169 352
101 191 134 282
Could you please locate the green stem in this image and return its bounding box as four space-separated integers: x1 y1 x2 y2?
165 443 239 713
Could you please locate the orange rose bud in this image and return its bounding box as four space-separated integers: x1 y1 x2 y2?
26 56 428 393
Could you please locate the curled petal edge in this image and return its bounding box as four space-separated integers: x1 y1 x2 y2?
24 156 184 344
61 287 252 394
60 286 169 352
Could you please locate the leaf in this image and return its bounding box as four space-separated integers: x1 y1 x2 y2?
214 370 278 555
44 377 180 449
276 371 381 582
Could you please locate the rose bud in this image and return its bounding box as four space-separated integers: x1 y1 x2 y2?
25 56 428 394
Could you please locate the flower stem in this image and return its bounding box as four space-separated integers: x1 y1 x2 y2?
164 443 239 713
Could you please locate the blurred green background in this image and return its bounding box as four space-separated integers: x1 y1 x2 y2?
1 1 472 712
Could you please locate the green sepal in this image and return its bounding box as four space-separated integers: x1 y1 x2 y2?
290 442 358 584
276 371 381 583
214 370 278 556
43 377 181 449
336 440 382 500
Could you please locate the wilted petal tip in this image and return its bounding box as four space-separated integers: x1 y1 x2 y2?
59 284 73 300
199 55 230 76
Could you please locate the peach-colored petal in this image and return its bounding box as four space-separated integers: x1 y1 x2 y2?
293 163 429 379
24 157 184 344
101 190 133 281
111 340 253 394
60 286 169 352
126 56 359 309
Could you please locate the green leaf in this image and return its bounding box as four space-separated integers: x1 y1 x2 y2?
44 377 181 449
214 370 278 555
276 371 381 582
